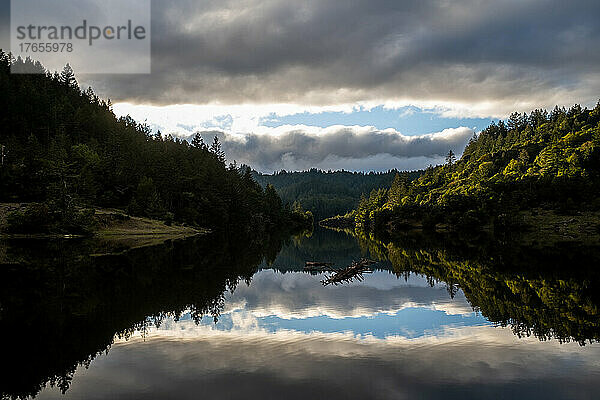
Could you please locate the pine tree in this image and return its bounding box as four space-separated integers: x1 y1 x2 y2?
446 150 456 165
210 136 225 163
192 133 206 150
59 64 78 89
388 173 408 206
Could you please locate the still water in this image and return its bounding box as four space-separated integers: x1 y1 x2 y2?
1 228 600 399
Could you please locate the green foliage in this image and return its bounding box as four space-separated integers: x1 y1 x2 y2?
6 203 96 234
352 102 600 234
6 203 53 233
128 176 164 218
355 188 388 232
0 52 296 233
387 237 600 344
254 168 422 220
289 202 314 231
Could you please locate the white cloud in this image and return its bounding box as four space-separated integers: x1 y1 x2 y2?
197 125 474 172
219 270 476 320
112 103 474 172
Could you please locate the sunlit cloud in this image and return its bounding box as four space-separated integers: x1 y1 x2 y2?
113 103 474 172
195 126 474 172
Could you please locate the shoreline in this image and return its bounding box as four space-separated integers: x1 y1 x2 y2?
320 208 600 246
0 203 208 242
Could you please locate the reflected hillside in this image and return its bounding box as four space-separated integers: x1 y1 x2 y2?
356 231 600 345
0 233 289 400
266 227 386 272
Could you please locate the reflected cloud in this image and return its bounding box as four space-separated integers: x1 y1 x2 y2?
223 270 476 320
114 270 488 340
37 325 600 400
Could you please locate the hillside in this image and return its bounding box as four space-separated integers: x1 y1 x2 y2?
254 169 422 220
0 53 311 235
329 103 600 235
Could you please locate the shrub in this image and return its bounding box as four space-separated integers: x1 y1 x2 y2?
5 203 96 235
6 204 53 233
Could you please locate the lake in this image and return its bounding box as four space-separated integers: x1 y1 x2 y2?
1 227 599 399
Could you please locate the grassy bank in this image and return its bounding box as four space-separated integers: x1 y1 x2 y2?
0 203 206 242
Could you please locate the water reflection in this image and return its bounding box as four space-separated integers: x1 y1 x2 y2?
1 228 600 399
0 232 289 399
361 230 600 344
218 270 488 338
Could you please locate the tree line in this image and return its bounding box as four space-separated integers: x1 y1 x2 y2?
254 168 422 221
0 52 312 234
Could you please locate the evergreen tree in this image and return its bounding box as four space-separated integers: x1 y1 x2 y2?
59 63 78 89
446 150 456 165
346 100 600 235
388 173 408 206
192 133 206 150
210 136 225 163
0 52 306 234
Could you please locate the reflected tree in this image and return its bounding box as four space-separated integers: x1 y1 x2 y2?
0 229 290 399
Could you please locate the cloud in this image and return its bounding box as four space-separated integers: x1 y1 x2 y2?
73 0 600 116
193 125 474 172
2 0 599 171
1 0 599 116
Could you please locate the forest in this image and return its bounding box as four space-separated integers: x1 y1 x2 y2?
334 102 600 235
254 169 421 220
0 52 312 234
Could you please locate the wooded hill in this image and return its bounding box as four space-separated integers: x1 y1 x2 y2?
0 52 311 234
339 102 600 234
254 168 422 220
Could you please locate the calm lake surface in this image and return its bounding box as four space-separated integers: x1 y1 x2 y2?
2 228 600 399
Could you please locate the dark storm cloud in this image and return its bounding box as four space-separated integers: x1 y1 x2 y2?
1 0 598 111
195 126 473 172
73 0 600 111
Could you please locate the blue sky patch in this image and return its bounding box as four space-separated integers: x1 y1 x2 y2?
260 106 493 136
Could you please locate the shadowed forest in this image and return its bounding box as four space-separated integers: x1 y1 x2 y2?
0 53 312 235
254 169 422 220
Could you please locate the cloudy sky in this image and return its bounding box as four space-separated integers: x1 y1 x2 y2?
2 0 599 172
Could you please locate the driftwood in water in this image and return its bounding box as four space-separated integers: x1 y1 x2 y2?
321 259 376 286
